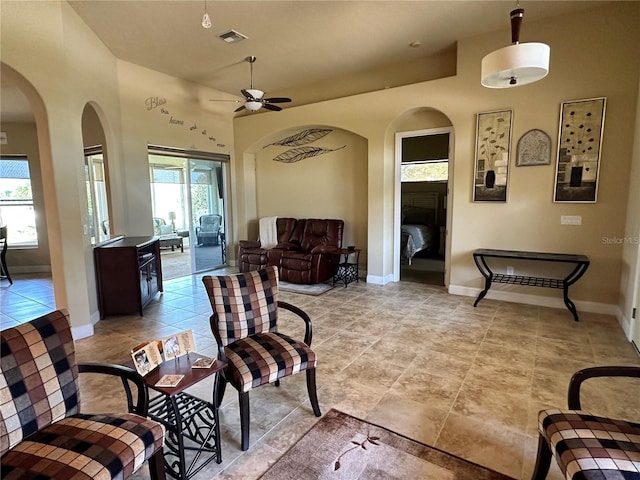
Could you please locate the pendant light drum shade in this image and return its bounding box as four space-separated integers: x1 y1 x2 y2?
481 42 550 88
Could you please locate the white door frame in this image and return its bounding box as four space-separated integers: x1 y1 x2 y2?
631 243 640 352
394 127 454 284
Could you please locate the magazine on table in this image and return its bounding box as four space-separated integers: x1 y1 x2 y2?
154 374 184 388
191 356 216 369
130 329 196 376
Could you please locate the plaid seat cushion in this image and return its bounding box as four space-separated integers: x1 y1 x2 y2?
1 412 165 480
539 409 640 479
226 332 316 393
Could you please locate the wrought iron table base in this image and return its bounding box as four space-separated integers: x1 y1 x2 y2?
148 391 222 480
472 249 590 322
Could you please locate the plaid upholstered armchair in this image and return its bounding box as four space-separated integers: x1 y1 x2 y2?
202 266 321 451
531 365 640 480
0 309 166 479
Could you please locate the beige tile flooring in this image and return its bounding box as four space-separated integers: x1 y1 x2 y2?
2 271 639 479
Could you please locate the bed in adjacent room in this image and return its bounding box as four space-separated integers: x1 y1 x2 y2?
401 192 438 265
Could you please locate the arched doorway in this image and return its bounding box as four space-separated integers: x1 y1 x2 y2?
82 103 112 245
0 62 66 314
390 108 454 286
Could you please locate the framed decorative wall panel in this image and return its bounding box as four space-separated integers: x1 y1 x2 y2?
473 109 513 202
554 97 606 203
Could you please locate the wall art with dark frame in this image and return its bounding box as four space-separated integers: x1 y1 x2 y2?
554 97 606 203
473 109 513 202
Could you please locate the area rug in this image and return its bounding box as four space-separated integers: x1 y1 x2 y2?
279 281 334 296
259 409 515 480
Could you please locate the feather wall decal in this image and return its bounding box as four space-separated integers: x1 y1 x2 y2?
273 145 346 163
264 128 333 148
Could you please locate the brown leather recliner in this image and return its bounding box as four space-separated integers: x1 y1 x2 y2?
238 218 343 284
280 219 343 284
238 218 305 272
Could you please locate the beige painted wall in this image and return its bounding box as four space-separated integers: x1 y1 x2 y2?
115 60 236 237
234 4 640 313
1 0 120 331
1 1 236 335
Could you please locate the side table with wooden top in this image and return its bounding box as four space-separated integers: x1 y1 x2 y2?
125 352 226 480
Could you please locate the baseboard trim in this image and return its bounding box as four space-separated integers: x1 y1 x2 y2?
617 308 634 341
448 284 618 316
10 265 52 274
367 273 394 285
72 322 95 340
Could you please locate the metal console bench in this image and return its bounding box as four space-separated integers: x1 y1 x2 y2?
472 249 590 321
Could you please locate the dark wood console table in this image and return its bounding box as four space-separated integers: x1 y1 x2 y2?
472 249 590 321
94 236 163 318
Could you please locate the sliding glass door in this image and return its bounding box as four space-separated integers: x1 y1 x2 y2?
148 147 228 279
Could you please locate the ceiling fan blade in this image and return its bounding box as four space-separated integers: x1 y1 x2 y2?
241 89 256 101
234 105 246 112
262 103 282 112
264 97 292 104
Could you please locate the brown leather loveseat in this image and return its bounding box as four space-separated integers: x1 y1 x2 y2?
238 217 344 284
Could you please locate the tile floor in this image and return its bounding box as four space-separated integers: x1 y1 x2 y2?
1 272 639 479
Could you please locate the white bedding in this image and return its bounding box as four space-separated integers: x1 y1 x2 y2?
401 224 434 265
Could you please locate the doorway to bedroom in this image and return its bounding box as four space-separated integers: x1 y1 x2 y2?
397 129 450 286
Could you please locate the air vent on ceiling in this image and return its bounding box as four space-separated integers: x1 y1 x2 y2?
218 30 248 43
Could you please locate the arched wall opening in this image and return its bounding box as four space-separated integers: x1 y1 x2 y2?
0 62 67 309
387 107 454 285
81 103 113 245
240 124 369 273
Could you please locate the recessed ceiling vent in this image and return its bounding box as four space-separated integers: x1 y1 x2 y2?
218 30 247 43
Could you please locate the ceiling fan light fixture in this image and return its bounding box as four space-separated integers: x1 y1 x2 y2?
246 89 264 100
245 101 263 111
481 5 550 88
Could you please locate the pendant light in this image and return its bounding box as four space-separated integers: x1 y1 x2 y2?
202 0 212 29
481 4 550 88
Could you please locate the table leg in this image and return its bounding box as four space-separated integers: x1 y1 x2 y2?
148 392 222 480
473 254 493 307
563 286 579 322
562 263 589 322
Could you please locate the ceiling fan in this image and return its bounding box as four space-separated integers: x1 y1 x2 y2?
232 56 292 113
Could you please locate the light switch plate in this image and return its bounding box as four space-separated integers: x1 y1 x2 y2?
561 215 582 225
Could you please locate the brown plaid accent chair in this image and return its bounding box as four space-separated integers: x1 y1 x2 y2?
531 366 640 480
202 266 321 451
1 309 166 480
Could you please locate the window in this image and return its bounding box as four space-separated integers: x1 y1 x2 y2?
0 156 38 246
401 133 449 182
84 147 111 244
401 160 449 182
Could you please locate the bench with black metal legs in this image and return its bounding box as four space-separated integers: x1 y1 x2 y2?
472 249 590 321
